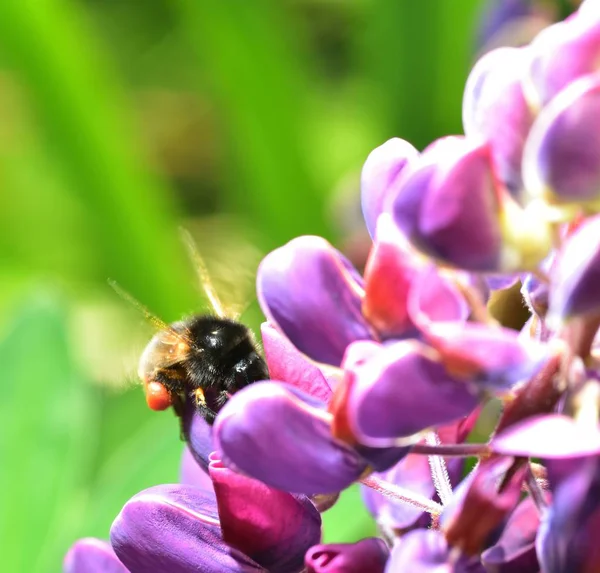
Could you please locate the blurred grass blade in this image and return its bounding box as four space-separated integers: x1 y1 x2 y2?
0 294 97 572
174 0 332 249
0 0 196 317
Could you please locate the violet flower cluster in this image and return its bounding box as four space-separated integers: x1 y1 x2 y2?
65 1 600 571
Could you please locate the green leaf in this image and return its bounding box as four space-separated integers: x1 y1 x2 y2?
322 484 377 543
0 293 98 572
0 0 196 318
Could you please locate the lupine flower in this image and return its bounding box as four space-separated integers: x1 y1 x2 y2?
65 2 600 571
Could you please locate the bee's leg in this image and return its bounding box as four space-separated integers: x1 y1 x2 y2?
192 387 217 425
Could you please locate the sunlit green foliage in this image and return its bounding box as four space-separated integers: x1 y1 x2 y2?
0 1 483 570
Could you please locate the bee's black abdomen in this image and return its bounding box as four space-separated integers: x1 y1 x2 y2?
175 316 269 422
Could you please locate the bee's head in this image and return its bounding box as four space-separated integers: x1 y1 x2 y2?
138 324 194 411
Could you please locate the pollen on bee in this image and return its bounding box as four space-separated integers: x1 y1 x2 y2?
145 380 173 411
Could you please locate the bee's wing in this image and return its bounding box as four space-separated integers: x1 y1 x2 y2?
180 219 263 320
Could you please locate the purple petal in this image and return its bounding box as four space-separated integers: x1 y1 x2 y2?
548 215 600 326
481 497 540 573
361 137 419 238
110 484 265 573
64 538 128 573
208 452 321 573
179 446 214 490
385 529 485 573
492 414 600 458
257 236 374 365
527 11 600 108
538 456 600 573
345 340 480 446
305 538 389 573
362 453 435 530
422 321 547 390
393 136 504 272
261 322 333 402
476 0 537 50
214 382 368 495
463 46 534 196
524 74 600 206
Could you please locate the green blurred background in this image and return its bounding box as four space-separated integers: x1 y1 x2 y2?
0 1 490 570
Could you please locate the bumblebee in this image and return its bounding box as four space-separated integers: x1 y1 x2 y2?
112 230 268 424
137 315 268 423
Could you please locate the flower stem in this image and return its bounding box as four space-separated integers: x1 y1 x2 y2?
360 475 443 515
524 463 549 515
410 443 490 457
425 432 453 506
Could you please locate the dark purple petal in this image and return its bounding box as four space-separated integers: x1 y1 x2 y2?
361 138 419 238
214 382 368 495
463 46 533 196
305 538 389 573
64 538 128 573
548 215 600 326
179 446 214 490
443 456 527 555
110 484 265 573
208 452 321 573
481 497 540 573
345 340 480 446
492 414 600 458
182 398 214 471
385 529 485 572
261 322 333 402
257 236 374 365
524 75 600 206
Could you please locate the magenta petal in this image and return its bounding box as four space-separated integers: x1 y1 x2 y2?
261 322 333 402
208 452 321 572
110 484 265 573
64 538 128 573
361 137 419 238
492 414 600 458
362 215 423 338
305 538 389 573
346 340 479 446
408 265 469 326
257 236 374 365
214 382 368 494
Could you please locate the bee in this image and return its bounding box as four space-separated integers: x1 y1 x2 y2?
110 231 269 424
